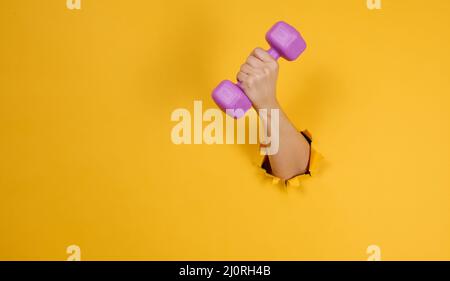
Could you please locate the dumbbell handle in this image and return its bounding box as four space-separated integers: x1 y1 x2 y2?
267 48 280 60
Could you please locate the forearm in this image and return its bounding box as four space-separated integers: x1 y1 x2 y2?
262 102 310 181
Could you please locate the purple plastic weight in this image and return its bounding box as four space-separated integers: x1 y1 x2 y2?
212 21 306 118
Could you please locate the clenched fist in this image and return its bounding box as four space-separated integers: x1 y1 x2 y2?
237 48 280 111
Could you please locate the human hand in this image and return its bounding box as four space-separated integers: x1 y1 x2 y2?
236 48 279 111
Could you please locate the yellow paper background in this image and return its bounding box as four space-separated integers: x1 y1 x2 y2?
1 0 450 260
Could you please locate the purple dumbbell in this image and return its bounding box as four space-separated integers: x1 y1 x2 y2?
211 21 306 118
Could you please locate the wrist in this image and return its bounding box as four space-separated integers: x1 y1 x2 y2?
255 98 280 112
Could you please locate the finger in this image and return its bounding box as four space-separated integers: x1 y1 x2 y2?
253 47 274 63
240 63 257 75
236 71 249 82
246 55 264 68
